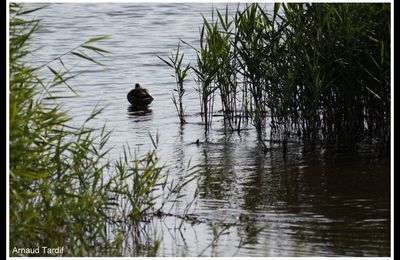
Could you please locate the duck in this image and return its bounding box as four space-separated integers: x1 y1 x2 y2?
127 83 154 106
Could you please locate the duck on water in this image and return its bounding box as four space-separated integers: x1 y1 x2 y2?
127 83 154 106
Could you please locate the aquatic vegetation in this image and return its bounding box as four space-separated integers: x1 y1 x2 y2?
9 4 198 256
174 3 390 145
158 42 190 124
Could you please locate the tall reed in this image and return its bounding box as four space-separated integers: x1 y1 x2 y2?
158 42 190 124
191 13 222 133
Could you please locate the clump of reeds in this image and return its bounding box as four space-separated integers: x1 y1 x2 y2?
176 3 390 145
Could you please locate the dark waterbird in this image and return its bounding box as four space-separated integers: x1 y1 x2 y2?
127 83 154 106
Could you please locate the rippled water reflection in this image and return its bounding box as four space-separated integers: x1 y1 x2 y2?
25 3 390 256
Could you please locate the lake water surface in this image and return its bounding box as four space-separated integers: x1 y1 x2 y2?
25 3 390 257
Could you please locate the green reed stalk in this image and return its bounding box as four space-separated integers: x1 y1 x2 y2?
235 4 268 136
215 7 236 131
157 42 190 124
192 18 219 133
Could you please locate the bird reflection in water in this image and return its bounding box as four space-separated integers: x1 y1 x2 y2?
127 105 152 117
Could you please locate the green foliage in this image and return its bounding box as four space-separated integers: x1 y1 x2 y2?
10 5 114 254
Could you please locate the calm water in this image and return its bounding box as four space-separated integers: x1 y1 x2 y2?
25 3 390 257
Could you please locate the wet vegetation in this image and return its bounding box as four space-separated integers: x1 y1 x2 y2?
163 3 390 147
